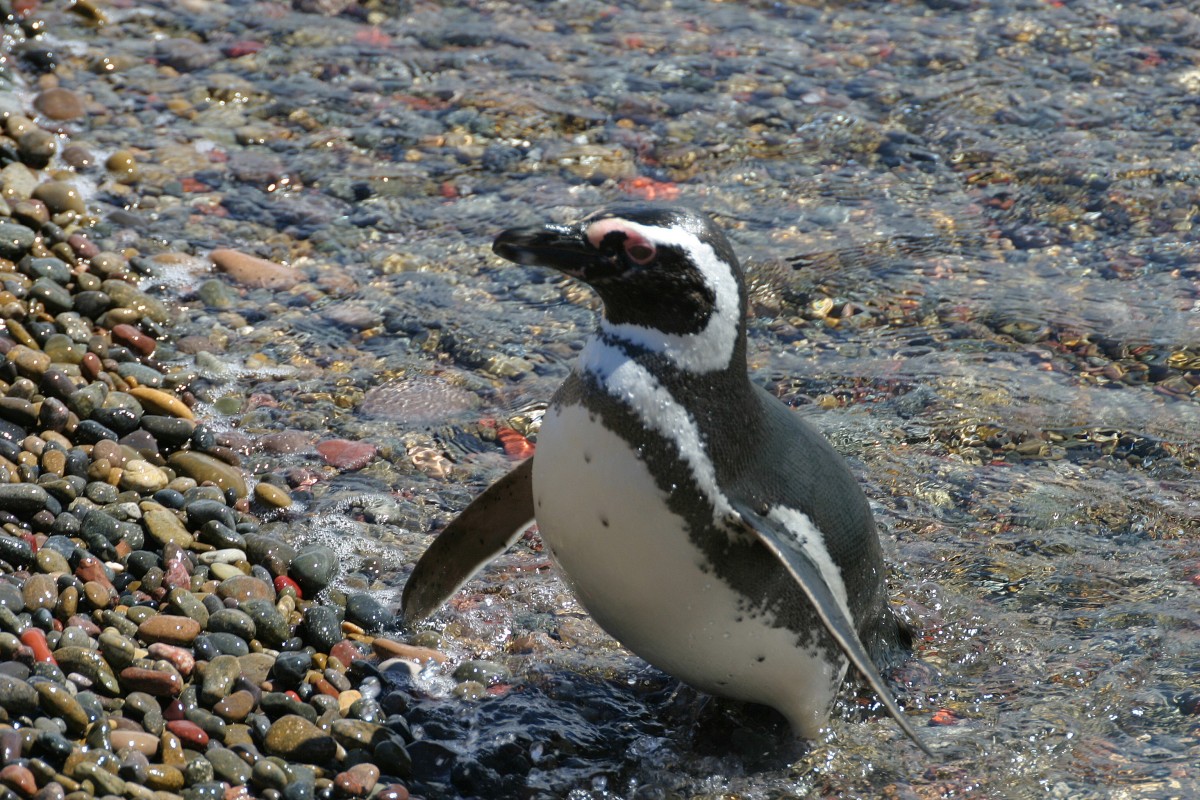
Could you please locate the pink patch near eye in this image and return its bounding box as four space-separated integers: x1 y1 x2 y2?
586 219 656 264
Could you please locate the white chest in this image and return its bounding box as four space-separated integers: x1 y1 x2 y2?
531 400 848 736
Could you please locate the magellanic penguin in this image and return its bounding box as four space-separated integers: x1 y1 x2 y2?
401 204 931 755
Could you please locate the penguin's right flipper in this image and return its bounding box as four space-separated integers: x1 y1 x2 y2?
401 457 535 623
727 501 933 757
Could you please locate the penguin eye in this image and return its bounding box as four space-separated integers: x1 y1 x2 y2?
624 239 656 265
587 219 657 265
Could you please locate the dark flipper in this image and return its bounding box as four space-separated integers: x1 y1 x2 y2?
726 501 933 757
401 458 536 622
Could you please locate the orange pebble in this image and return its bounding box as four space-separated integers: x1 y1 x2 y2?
930 708 959 726
19 628 55 664
496 427 535 460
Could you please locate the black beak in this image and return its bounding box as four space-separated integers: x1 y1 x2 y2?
493 223 599 279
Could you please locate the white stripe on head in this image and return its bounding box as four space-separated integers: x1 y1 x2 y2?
585 218 742 374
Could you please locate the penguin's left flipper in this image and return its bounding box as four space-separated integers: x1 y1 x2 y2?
401 457 535 623
726 501 933 757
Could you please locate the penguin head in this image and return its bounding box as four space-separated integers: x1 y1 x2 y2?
494 204 747 372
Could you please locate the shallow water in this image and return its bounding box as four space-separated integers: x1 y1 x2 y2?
19 0 1200 796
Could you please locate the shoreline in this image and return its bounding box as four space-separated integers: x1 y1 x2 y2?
0 4 425 800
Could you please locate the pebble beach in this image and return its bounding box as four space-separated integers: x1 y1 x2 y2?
1 1 1199 798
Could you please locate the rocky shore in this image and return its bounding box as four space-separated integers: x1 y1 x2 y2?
0 5 430 800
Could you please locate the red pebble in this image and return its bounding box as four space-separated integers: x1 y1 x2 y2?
165 719 209 748
11 0 37 19
495 428 534 460
222 40 264 57
329 639 370 666
0 763 37 796
374 784 409 800
19 629 55 665
120 666 183 697
147 643 196 677
68 233 100 260
80 351 103 381
316 439 377 471
74 555 114 591
111 323 157 356
312 677 341 698
333 772 367 798
619 176 681 201
163 699 186 721
162 550 192 591
180 177 211 193
353 27 392 47
67 615 101 636
273 576 302 599
20 533 37 554
284 690 302 702
930 708 960 726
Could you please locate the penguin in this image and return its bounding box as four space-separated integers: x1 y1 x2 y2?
401 204 930 754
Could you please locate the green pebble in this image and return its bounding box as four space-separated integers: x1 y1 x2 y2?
453 659 509 685
452 681 487 701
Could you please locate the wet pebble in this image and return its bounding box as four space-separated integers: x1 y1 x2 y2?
119 460 170 493
208 745 252 784
143 509 195 549
111 729 161 756
335 763 380 797
0 583 22 612
315 439 376 471
452 660 509 685
301 606 342 654
33 87 84 120
263 715 336 764
254 481 292 508
35 681 90 734
105 150 139 183
0 673 39 715
200 654 243 707
290 546 338 595
244 535 296 577
138 614 202 646
130 386 194 421
166 718 210 749
22 573 58 611
0 484 50 513
168 451 246 497
32 181 86 215
345 593 387 632
211 249 303 290
213 689 257 722
0 223 35 261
